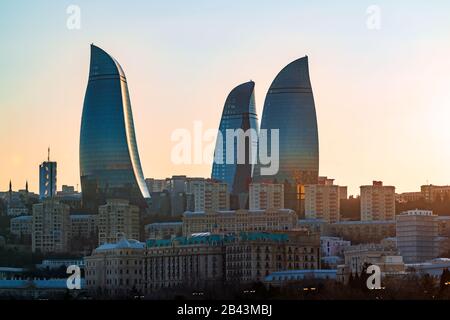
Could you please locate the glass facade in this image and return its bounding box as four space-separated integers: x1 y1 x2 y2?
80 45 150 211
211 81 259 209
39 161 57 200
254 56 319 214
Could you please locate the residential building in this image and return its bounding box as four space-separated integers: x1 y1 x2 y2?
249 183 284 211
396 192 423 203
70 214 97 239
187 179 230 212
421 185 450 202
97 199 140 245
360 181 395 221
32 199 70 253
327 220 396 244
10 215 32 238
305 177 345 223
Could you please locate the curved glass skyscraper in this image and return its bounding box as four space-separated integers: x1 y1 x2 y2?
212 81 259 209
254 56 319 214
80 45 150 211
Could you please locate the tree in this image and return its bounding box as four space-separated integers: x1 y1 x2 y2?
439 268 450 293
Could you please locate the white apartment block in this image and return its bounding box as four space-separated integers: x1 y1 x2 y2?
360 181 395 221
187 179 229 212
97 199 140 245
396 209 438 263
32 199 70 253
249 183 284 210
305 178 345 223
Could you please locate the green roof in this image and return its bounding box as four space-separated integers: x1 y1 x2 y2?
146 232 289 248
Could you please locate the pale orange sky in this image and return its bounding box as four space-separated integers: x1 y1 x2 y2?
2 1 450 196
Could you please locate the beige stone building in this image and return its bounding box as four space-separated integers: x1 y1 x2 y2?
32 199 70 253
225 231 321 283
182 208 297 236
249 183 284 210
85 239 145 297
421 184 450 202
360 181 395 221
305 177 345 223
98 199 140 245
396 192 423 203
84 231 321 297
144 235 225 293
187 179 229 212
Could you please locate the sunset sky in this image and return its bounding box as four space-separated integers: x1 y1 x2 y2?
1 0 450 196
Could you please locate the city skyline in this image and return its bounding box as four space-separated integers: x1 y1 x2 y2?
2 1 450 196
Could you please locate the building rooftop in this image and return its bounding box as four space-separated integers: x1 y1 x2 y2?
96 239 145 251
265 269 337 281
332 220 395 225
10 215 32 222
0 267 26 273
145 222 183 227
146 232 292 248
147 234 231 248
298 219 327 224
183 209 295 217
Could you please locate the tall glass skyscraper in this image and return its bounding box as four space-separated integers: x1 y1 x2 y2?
254 56 319 215
80 45 150 211
211 81 259 209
